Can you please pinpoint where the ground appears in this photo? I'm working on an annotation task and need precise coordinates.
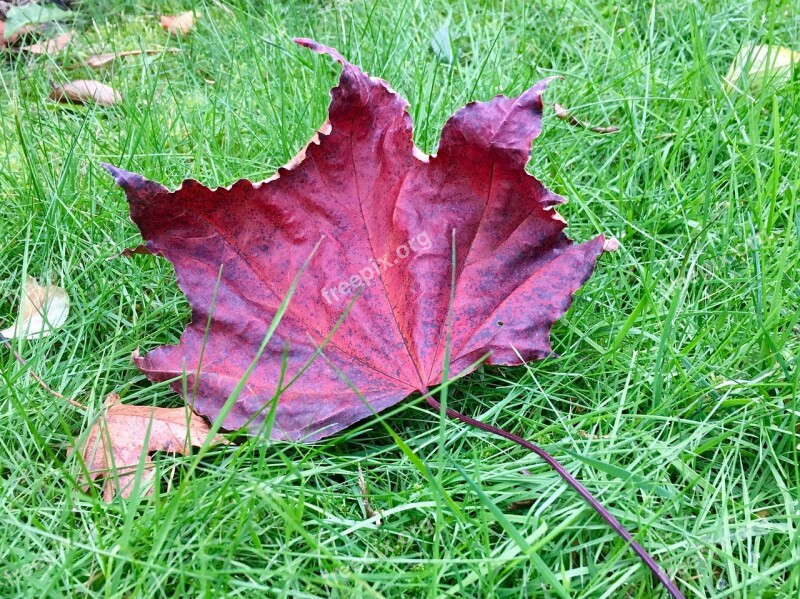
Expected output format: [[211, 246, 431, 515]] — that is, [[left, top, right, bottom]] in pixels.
[[1, 1, 798, 597]]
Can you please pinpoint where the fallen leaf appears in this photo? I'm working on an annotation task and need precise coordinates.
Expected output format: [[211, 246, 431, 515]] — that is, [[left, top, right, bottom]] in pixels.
[[102, 42, 685, 596], [81, 48, 179, 69], [602, 237, 621, 252], [1, 276, 70, 340], [0, 21, 38, 47], [725, 44, 800, 92], [430, 22, 455, 64], [83, 52, 126, 68], [554, 103, 619, 134], [104, 39, 606, 442], [49, 79, 122, 106], [3, 2, 71, 38], [71, 393, 227, 501], [20, 30, 72, 55], [160, 11, 195, 35]]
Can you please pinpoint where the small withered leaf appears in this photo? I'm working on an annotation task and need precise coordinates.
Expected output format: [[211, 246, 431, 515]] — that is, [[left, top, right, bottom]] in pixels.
[[1, 276, 70, 340], [50, 79, 121, 106], [160, 11, 195, 35], [71, 393, 227, 502], [20, 31, 72, 55]]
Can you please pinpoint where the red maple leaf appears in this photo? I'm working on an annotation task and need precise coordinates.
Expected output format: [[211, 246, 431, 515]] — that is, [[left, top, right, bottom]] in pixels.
[[105, 39, 605, 441], [105, 40, 682, 597]]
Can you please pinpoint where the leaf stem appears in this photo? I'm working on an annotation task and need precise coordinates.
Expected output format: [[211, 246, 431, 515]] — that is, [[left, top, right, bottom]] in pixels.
[[426, 396, 684, 599]]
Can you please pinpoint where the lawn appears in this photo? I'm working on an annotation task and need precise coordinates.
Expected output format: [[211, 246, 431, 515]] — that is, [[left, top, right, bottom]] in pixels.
[[1, 0, 799, 597]]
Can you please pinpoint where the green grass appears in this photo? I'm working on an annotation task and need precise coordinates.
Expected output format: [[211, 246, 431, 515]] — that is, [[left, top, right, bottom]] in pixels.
[[1, 0, 799, 596]]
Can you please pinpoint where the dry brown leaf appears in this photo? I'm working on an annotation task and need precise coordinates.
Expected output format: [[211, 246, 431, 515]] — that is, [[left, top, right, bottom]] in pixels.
[[49, 79, 122, 106], [0, 21, 38, 47], [160, 11, 195, 35], [71, 393, 227, 501], [1, 276, 70, 340], [602, 237, 621, 252], [554, 103, 620, 134], [20, 31, 72, 55], [82, 47, 180, 69], [83, 52, 129, 68], [725, 44, 800, 92]]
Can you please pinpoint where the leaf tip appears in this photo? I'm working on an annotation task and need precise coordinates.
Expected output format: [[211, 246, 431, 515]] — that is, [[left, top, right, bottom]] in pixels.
[[102, 163, 167, 195], [102, 163, 139, 189], [293, 37, 348, 65], [101, 162, 124, 179]]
